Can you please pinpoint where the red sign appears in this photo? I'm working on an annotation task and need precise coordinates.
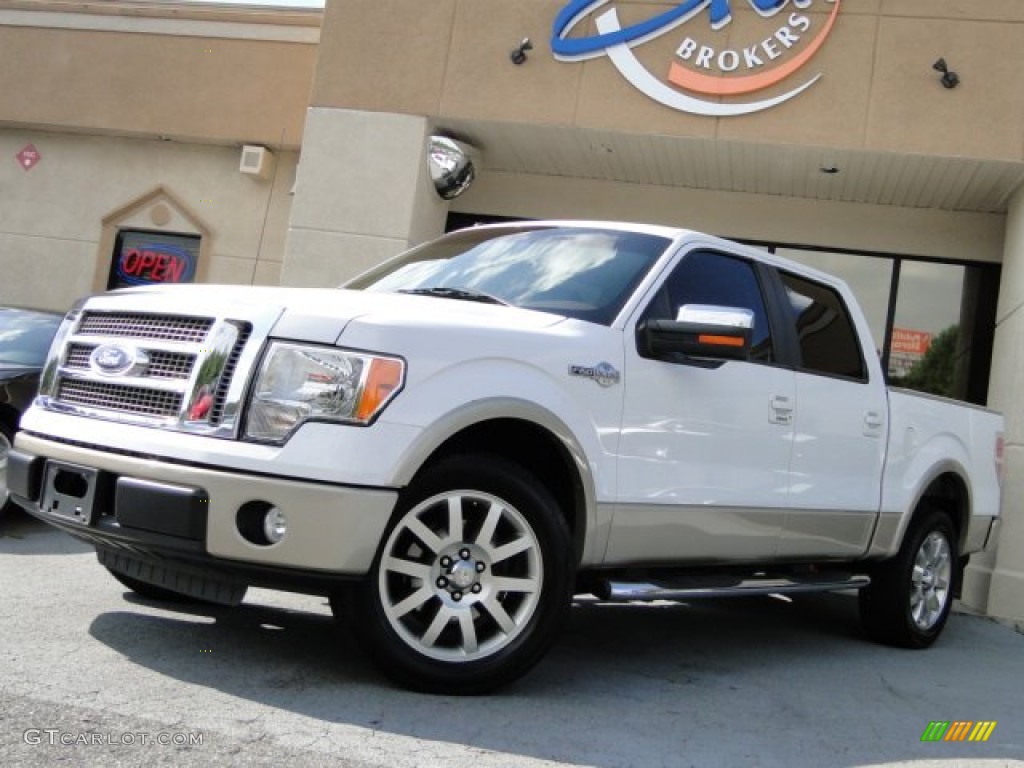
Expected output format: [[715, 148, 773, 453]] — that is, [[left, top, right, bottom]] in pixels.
[[16, 143, 41, 172], [109, 230, 199, 289], [891, 328, 932, 356], [119, 248, 191, 283]]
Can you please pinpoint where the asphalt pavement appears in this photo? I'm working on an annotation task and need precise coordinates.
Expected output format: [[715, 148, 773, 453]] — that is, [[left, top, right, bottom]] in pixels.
[[2, 512, 1022, 768]]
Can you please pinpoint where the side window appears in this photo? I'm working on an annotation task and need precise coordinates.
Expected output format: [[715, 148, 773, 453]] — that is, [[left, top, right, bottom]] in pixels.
[[779, 271, 866, 380], [643, 250, 773, 362]]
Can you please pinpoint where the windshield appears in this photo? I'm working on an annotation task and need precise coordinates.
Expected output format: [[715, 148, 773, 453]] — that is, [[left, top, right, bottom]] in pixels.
[[0, 309, 62, 366], [346, 226, 672, 325]]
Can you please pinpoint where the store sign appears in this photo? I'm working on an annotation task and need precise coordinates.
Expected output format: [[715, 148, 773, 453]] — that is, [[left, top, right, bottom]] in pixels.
[[891, 328, 933, 357], [551, 0, 841, 116], [109, 230, 199, 289]]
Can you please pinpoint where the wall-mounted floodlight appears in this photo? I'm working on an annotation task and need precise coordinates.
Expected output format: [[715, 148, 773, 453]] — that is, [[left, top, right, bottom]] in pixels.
[[933, 58, 960, 89], [510, 38, 533, 65]]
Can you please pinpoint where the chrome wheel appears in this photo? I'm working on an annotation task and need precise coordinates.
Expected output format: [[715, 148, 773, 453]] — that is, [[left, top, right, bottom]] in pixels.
[[378, 490, 543, 663], [910, 530, 952, 631], [860, 507, 957, 649]]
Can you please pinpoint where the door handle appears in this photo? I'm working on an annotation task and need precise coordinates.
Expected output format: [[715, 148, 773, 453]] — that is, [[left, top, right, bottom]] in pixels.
[[770, 395, 793, 425], [864, 410, 884, 435]]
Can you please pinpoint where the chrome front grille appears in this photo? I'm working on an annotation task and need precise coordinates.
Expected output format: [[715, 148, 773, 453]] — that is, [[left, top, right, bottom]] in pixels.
[[65, 344, 94, 370], [77, 312, 214, 343], [57, 379, 183, 418], [144, 350, 196, 379], [45, 308, 257, 436], [209, 325, 251, 425]]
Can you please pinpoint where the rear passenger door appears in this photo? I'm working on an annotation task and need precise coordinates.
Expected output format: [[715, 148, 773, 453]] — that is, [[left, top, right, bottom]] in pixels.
[[773, 270, 887, 558]]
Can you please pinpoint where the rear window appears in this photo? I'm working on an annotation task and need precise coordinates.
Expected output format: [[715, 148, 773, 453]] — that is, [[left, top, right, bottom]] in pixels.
[[779, 272, 866, 380]]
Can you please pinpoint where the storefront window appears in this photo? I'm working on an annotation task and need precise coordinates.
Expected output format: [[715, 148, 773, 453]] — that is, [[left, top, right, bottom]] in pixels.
[[888, 261, 964, 396]]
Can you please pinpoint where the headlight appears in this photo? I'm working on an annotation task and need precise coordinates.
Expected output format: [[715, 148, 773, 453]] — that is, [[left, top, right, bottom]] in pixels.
[[244, 342, 404, 442]]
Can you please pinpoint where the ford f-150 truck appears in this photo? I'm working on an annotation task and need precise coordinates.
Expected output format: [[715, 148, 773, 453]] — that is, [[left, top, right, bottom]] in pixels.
[[9, 221, 1004, 694]]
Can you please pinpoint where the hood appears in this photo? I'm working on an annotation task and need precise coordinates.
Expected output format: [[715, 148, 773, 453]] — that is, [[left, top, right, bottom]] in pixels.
[[85, 284, 565, 345]]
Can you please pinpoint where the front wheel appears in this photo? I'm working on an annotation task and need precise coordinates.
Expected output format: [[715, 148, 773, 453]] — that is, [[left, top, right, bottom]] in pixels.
[[860, 507, 957, 648], [336, 454, 574, 694]]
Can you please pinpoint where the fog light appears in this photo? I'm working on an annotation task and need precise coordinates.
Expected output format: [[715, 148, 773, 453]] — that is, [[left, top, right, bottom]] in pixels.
[[263, 507, 287, 544]]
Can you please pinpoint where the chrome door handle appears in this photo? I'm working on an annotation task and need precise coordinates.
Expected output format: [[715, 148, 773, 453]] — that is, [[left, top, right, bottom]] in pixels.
[[864, 411, 884, 435], [770, 395, 793, 425]]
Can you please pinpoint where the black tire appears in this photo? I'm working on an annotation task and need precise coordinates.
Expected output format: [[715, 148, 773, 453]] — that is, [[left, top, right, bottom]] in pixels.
[[106, 567, 209, 604], [0, 421, 15, 520], [860, 507, 958, 649], [335, 454, 574, 694]]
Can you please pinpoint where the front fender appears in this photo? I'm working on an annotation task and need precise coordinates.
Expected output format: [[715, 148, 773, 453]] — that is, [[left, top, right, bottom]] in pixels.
[[379, 358, 622, 566]]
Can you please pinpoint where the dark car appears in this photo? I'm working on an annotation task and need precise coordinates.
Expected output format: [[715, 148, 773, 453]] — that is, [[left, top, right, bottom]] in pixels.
[[1, 307, 63, 517]]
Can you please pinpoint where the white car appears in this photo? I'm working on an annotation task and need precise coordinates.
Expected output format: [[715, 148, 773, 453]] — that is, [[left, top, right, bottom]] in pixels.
[[9, 222, 1004, 693]]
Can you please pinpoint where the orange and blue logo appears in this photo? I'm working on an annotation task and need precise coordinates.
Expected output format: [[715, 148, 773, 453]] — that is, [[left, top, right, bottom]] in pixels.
[[920, 721, 998, 742], [551, 0, 841, 116]]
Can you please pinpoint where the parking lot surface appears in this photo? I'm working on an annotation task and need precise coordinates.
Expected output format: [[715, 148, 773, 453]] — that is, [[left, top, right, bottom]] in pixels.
[[2, 513, 1022, 768]]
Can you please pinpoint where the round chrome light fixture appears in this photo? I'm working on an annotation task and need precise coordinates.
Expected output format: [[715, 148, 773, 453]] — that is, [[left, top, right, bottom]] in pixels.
[[428, 135, 475, 200]]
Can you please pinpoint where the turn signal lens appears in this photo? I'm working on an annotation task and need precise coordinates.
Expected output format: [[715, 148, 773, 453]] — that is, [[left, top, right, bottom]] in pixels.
[[697, 334, 745, 348], [355, 358, 405, 422]]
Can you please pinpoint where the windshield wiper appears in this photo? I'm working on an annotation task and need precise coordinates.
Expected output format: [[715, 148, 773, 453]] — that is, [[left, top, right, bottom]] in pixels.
[[398, 287, 509, 306]]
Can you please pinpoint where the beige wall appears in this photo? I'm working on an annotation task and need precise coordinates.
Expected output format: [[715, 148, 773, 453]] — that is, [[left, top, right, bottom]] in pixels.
[[313, 0, 1024, 163], [282, 108, 448, 287], [0, 1, 312, 310], [0, 2, 317, 148], [984, 183, 1024, 623], [0, 128, 296, 311]]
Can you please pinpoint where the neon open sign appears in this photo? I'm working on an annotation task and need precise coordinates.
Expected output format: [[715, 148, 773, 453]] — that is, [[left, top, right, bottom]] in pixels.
[[110, 230, 198, 289]]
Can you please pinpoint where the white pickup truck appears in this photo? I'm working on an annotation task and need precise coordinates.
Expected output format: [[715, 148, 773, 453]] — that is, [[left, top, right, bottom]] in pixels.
[[9, 221, 1004, 694]]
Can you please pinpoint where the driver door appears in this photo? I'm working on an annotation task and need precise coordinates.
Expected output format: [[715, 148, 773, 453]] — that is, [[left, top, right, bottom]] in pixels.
[[608, 248, 794, 564]]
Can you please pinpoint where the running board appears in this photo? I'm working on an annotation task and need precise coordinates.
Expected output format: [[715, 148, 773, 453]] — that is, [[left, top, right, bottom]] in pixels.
[[597, 575, 871, 602]]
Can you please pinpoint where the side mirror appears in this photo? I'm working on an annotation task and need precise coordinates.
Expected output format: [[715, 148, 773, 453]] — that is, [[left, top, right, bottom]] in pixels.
[[639, 304, 753, 363]]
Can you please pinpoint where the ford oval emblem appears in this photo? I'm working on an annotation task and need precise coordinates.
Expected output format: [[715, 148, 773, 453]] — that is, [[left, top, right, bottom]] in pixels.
[[90, 343, 137, 376]]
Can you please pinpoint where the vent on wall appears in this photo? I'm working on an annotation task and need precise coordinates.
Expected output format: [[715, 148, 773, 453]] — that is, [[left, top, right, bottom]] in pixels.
[[240, 145, 274, 180]]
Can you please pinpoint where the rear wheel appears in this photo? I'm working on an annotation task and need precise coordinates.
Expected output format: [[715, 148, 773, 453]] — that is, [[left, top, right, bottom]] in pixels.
[[860, 507, 957, 648], [336, 454, 574, 694]]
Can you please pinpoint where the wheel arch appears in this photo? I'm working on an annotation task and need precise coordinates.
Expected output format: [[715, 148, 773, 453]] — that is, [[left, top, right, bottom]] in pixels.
[[889, 463, 972, 558], [915, 469, 971, 554], [391, 399, 600, 565]]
